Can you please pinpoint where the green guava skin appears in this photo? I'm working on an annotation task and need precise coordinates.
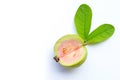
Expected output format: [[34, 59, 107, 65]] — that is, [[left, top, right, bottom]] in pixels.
[[54, 34, 87, 67]]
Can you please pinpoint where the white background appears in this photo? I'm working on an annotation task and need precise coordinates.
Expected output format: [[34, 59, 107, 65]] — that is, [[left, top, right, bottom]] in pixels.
[[0, 0, 120, 80]]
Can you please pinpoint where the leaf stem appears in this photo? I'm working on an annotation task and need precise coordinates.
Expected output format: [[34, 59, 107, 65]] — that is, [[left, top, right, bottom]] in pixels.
[[83, 41, 88, 46]]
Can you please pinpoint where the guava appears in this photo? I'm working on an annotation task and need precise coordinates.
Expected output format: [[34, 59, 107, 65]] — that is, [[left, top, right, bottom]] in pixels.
[[54, 34, 87, 67]]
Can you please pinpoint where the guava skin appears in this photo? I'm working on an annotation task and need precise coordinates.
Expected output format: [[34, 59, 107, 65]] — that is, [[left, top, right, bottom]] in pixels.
[[54, 34, 87, 67]]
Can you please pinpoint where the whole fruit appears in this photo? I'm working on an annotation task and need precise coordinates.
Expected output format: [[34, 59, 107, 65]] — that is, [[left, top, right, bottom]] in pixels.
[[54, 34, 87, 67], [53, 4, 115, 68]]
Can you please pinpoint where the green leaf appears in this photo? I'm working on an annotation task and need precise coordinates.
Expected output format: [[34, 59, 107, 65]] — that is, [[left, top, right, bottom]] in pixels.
[[74, 4, 92, 40], [86, 24, 115, 44]]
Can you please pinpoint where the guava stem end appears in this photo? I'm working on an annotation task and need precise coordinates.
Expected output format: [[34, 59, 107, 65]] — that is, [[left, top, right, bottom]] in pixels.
[[53, 56, 59, 62]]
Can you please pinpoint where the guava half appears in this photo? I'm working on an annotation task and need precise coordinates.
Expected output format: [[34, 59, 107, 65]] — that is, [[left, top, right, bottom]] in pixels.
[[54, 34, 87, 67]]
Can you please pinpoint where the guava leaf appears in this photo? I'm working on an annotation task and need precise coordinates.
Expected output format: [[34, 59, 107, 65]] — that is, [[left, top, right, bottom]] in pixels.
[[86, 24, 115, 44], [74, 4, 92, 40]]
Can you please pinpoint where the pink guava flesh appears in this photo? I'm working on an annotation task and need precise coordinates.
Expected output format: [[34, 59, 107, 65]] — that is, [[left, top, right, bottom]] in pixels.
[[58, 40, 83, 64]]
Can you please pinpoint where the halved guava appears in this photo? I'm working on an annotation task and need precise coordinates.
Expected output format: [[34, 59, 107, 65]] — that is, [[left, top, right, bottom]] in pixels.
[[54, 34, 87, 67]]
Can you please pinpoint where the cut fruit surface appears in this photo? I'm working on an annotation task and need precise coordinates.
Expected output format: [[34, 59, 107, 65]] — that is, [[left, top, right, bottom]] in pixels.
[[54, 34, 87, 67]]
